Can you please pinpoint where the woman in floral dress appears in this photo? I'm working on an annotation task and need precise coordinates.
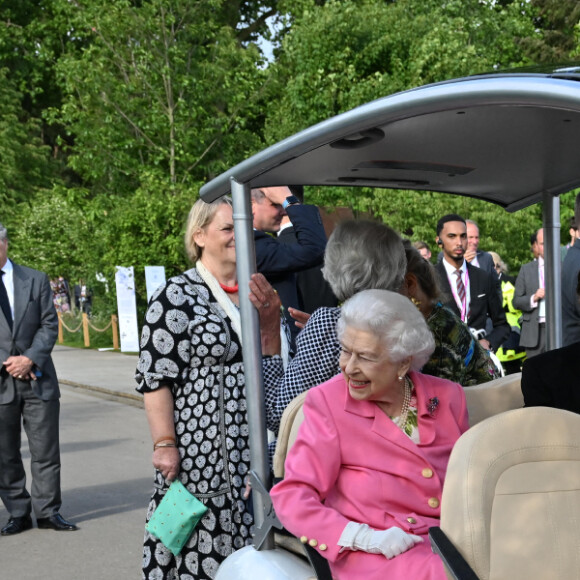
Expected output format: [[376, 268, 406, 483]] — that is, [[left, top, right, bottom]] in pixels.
[[135, 197, 281, 579], [50, 277, 70, 313]]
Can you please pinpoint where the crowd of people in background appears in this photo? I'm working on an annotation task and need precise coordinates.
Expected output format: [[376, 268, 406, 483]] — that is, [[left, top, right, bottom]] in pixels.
[[412, 196, 580, 374], [50, 277, 71, 313], [49, 277, 93, 316]]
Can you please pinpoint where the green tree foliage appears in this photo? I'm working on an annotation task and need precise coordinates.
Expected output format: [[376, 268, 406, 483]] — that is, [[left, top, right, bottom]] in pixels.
[[47, 0, 271, 193], [520, 0, 580, 63], [0, 0, 74, 189], [265, 0, 537, 143], [0, 68, 57, 214], [370, 190, 543, 273], [85, 175, 196, 314], [1, 0, 578, 311], [262, 0, 547, 271], [4, 0, 280, 312], [8, 186, 93, 279]]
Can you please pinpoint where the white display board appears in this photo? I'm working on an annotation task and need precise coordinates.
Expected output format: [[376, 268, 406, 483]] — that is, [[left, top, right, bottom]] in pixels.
[[145, 266, 166, 303], [115, 266, 140, 352]]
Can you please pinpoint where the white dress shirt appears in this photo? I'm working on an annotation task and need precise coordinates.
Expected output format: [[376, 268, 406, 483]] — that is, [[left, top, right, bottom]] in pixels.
[[1, 258, 15, 318]]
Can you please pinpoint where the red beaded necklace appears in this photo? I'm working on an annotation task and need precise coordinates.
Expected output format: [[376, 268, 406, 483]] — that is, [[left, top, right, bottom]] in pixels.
[[219, 282, 239, 294]]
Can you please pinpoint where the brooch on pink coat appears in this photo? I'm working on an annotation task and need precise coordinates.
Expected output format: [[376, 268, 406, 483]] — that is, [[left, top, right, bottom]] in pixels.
[[427, 397, 439, 417]]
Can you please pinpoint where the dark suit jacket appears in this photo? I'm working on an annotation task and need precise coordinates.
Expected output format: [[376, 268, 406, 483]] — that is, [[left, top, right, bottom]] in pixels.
[[562, 239, 580, 346], [438, 249, 500, 297], [521, 341, 580, 413], [255, 204, 327, 344], [473, 250, 495, 278], [277, 226, 338, 314], [513, 259, 541, 348], [0, 262, 59, 404], [435, 260, 510, 351]]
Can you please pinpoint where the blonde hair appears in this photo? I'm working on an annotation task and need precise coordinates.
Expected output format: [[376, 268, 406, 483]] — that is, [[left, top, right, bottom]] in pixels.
[[184, 196, 232, 263], [488, 251, 507, 275]]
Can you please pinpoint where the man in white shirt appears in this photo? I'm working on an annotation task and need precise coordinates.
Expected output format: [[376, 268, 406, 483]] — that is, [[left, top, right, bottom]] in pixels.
[[0, 223, 78, 535], [434, 214, 509, 352], [465, 220, 495, 273], [513, 227, 546, 357]]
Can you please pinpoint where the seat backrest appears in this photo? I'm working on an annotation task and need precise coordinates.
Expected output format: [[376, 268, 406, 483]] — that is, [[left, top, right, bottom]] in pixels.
[[464, 372, 523, 427], [273, 396, 312, 559], [273, 390, 308, 479], [440, 406, 580, 580]]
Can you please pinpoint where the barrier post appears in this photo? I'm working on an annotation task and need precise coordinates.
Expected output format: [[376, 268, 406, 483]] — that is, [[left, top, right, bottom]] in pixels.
[[57, 313, 64, 344], [112, 314, 119, 350], [82, 313, 90, 347]]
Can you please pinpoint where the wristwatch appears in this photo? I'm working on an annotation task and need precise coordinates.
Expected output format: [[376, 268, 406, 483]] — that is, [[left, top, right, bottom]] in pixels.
[[282, 195, 300, 209]]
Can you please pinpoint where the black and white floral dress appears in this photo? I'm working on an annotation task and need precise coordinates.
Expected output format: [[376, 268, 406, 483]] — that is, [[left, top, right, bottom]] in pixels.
[[136, 268, 253, 579]]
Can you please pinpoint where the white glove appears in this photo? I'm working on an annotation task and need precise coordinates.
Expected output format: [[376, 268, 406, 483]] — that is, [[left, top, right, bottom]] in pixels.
[[338, 521, 423, 559]]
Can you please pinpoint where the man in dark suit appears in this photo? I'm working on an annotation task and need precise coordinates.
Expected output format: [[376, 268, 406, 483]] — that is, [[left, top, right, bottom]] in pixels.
[[437, 219, 500, 302], [562, 193, 580, 346], [522, 270, 580, 412], [435, 214, 509, 352], [0, 223, 77, 535], [277, 187, 337, 315], [465, 219, 498, 282], [513, 227, 546, 358], [251, 186, 327, 347]]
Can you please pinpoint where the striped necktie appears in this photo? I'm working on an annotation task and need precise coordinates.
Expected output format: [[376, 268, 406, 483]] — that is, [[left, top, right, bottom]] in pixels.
[[0, 270, 13, 330], [455, 269, 466, 307]]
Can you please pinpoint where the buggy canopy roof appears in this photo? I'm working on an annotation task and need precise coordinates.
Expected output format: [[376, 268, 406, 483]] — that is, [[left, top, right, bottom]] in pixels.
[[200, 72, 580, 211], [197, 71, 580, 553]]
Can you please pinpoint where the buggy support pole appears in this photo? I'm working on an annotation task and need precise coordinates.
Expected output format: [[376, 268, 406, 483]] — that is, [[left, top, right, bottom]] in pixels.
[[230, 178, 275, 551], [542, 191, 562, 350]]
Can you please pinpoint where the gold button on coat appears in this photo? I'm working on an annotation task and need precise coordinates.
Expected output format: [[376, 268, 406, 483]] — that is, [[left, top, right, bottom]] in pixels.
[[309, 539, 318, 547], [421, 468, 433, 478], [300, 536, 308, 544], [407, 517, 417, 524], [319, 544, 328, 551], [428, 497, 440, 508]]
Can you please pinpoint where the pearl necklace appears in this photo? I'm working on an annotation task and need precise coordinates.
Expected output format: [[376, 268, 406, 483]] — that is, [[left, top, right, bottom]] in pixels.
[[396, 376, 412, 431]]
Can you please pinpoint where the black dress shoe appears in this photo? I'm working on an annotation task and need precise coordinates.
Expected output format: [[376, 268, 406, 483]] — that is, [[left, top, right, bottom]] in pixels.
[[1, 516, 33, 536], [36, 513, 79, 531]]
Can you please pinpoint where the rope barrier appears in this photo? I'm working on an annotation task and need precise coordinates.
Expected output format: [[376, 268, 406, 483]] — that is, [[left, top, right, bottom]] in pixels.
[[57, 312, 119, 349], [58, 316, 83, 333], [86, 319, 112, 332]]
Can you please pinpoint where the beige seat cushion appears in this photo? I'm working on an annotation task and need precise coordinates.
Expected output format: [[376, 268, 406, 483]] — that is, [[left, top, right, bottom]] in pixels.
[[273, 390, 308, 479], [440, 407, 580, 580], [464, 372, 523, 427]]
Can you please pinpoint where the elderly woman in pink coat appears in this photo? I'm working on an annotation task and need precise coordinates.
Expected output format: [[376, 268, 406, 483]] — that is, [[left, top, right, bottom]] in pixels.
[[270, 289, 469, 580]]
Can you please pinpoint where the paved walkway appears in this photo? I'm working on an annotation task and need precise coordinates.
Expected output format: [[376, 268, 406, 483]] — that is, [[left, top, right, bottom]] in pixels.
[[1, 346, 152, 579], [52, 345, 142, 406]]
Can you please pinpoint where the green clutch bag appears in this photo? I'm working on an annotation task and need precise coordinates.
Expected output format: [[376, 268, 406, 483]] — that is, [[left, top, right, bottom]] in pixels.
[[146, 480, 208, 556]]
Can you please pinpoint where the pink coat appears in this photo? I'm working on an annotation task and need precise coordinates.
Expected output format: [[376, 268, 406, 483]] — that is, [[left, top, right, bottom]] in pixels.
[[270, 371, 469, 580]]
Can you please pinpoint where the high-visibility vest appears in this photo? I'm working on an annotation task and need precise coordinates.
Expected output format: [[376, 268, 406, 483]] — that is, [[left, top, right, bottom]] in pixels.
[[501, 281, 522, 328], [496, 280, 526, 362]]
